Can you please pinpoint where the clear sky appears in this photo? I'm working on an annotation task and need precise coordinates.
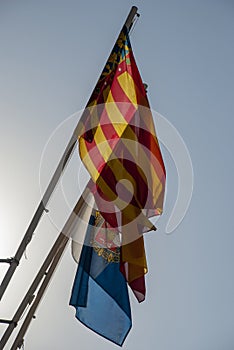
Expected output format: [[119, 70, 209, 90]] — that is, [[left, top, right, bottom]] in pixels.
[[0, 1, 234, 349]]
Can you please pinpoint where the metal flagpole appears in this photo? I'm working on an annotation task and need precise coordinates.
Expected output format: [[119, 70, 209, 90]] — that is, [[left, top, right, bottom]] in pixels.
[[0, 234, 67, 350], [0, 193, 85, 350], [0, 6, 140, 348], [10, 235, 68, 350], [0, 5, 139, 302], [0, 133, 77, 302]]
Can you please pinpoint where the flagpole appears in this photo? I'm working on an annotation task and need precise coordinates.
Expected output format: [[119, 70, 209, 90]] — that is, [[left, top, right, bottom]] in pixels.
[[0, 234, 67, 350], [0, 5, 139, 303], [0, 6, 140, 348], [0, 194, 85, 349], [10, 236, 68, 350], [0, 133, 77, 303]]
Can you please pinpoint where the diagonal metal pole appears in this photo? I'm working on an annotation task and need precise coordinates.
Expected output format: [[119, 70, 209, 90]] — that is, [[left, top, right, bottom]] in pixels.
[[0, 233, 67, 350], [0, 8, 140, 348], [0, 5, 138, 303], [0, 133, 77, 303], [0, 194, 85, 350], [10, 234, 68, 350]]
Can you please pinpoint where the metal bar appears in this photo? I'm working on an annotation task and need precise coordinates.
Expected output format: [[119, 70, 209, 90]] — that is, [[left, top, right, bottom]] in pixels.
[[0, 234, 67, 350], [0, 259, 14, 265], [0, 134, 77, 302], [10, 236, 68, 350], [0, 193, 85, 350], [125, 6, 138, 31], [0, 320, 13, 325], [0, 5, 139, 304]]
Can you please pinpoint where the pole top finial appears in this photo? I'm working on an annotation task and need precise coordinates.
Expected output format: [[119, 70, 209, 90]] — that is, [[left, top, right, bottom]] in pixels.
[[125, 6, 139, 31]]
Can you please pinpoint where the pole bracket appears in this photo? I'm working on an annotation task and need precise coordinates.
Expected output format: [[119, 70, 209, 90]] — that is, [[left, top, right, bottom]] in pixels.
[[0, 258, 19, 265], [0, 319, 17, 327], [17, 338, 24, 349]]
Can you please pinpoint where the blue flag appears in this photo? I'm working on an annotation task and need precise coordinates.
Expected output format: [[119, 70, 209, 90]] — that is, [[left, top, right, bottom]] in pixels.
[[69, 214, 132, 346]]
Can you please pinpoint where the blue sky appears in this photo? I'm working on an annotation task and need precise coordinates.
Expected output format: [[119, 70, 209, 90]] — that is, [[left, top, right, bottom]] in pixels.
[[0, 1, 234, 349]]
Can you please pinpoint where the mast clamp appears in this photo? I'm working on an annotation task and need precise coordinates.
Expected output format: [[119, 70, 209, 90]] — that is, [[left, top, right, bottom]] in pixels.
[[0, 319, 17, 327], [0, 258, 19, 265]]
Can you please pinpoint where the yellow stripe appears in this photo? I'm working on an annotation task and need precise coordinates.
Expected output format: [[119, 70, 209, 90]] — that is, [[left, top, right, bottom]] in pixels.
[[117, 71, 137, 106], [79, 139, 99, 182], [94, 126, 113, 163], [105, 90, 128, 137]]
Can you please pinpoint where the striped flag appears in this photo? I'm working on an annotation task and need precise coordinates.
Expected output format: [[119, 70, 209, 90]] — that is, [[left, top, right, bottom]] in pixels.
[[78, 25, 165, 235], [70, 23, 166, 345]]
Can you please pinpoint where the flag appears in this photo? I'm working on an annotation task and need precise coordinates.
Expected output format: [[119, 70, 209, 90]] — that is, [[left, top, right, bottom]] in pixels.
[[77, 23, 165, 299], [70, 21, 166, 345], [70, 212, 132, 346], [78, 25, 165, 234]]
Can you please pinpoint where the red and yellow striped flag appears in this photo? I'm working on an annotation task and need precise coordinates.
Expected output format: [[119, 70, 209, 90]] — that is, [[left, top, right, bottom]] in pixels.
[[78, 25, 166, 301]]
